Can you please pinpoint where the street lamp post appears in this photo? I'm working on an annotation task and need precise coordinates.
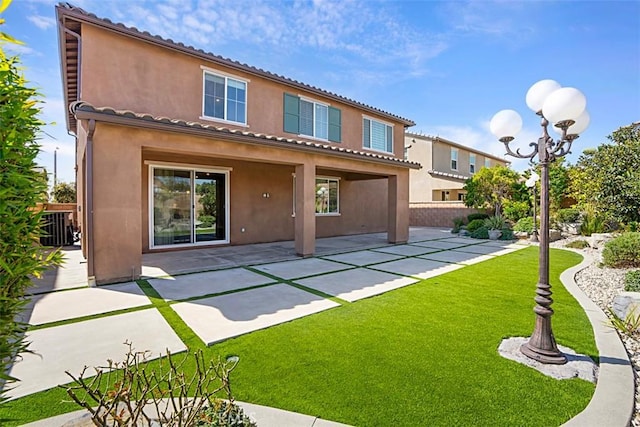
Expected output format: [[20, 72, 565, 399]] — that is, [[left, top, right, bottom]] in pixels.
[[525, 171, 540, 242], [490, 79, 590, 365]]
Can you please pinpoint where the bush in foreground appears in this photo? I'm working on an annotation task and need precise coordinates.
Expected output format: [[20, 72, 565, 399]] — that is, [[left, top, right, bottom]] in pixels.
[[625, 270, 640, 292], [602, 232, 640, 268]]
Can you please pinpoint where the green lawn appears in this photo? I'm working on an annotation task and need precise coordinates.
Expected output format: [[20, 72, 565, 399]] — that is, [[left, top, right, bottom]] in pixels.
[[0, 247, 596, 426]]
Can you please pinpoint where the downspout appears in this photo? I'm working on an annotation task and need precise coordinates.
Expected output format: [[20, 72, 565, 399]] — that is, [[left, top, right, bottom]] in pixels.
[[86, 119, 96, 286]]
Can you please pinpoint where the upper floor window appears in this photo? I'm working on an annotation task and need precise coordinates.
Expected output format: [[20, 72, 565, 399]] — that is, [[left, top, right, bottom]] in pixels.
[[469, 153, 476, 174], [485, 158, 491, 168], [451, 147, 458, 170], [284, 93, 341, 142], [202, 70, 247, 125], [363, 117, 393, 153]]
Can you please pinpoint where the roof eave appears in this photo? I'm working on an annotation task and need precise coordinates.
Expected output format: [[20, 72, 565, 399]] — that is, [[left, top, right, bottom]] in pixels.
[[55, 3, 415, 128], [72, 106, 421, 170]]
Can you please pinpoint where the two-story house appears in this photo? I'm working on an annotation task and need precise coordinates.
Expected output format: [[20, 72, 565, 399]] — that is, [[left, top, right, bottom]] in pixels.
[[56, 4, 419, 285], [405, 132, 508, 226]]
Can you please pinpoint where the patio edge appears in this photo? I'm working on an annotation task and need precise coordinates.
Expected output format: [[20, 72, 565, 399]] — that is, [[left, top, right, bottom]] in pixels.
[[560, 249, 634, 427]]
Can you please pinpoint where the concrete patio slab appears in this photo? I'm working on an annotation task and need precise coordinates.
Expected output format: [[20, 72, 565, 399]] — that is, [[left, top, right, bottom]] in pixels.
[[147, 268, 275, 301], [171, 284, 340, 345], [434, 237, 480, 245], [6, 309, 186, 399], [21, 282, 150, 325], [479, 240, 527, 248], [371, 244, 440, 257], [410, 240, 472, 250], [370, 257, 464, 279], [406, 227, 452, 242], [30, 247, 88, 294], [418, 251, 494, 265], [296, 268, 418, 302], [321, 250, 404, 266], [252, 258, 350, 280]]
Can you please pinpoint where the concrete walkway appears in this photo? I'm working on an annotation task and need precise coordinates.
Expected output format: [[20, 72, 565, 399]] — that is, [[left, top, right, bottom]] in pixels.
[[8, 228, 633, 426]]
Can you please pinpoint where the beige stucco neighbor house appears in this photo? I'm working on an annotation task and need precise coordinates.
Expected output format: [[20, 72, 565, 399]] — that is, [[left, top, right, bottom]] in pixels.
[[405, 132, 508, 226], [56, 4, 419, 285]]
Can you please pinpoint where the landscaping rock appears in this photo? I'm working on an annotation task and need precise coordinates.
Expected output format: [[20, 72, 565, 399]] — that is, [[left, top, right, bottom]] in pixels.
[[549, 229, 562, 242], [588, 233, 614, 249], [612, 292, 640, 321], [561, 223, 581, 235], [498, 337, 598, 383]]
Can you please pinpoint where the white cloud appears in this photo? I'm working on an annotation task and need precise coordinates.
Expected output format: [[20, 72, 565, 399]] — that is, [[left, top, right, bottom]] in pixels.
[[3, 43, 36, 55], [28, 14, 56, 30]]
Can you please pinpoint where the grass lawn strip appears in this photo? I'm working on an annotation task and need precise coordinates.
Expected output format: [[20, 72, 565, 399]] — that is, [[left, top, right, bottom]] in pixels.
[[0, 247, 595, 426]]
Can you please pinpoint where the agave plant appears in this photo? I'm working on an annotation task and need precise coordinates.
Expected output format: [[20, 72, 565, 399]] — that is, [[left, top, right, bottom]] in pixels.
[[484, 215, 507, 230]]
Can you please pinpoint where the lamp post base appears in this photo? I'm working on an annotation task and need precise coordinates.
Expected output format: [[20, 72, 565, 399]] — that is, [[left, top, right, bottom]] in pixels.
[[530, 231, 539, 242], [520, 341, 567, 365]]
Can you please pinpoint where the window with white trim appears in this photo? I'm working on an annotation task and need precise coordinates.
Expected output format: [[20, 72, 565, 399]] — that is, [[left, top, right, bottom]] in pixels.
[[363, 118, 393, 153], [469, 153, 476, 174], [283, 93, 341, 142], [485, 158, 491, 168], [315, 177, 339, 214], [203, 71, 247, 124], [451, 147, 458, 170]]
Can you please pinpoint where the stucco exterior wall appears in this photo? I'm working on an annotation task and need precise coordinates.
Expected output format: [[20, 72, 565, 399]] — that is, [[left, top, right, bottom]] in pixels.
[[84, 122, 401, 283], [79, 24, 406, 159]]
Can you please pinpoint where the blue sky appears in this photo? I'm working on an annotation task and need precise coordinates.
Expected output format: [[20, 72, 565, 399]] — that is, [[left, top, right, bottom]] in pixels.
[[4, 0, 639, 186]]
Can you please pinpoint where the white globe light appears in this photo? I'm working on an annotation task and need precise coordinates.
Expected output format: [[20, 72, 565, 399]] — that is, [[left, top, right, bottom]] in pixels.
[[552, 109, 590, 136], [567, 109, 590, 135], [542, 87, 587, 124], [490, 109, 522, 139], [526, 79, 561, 113]]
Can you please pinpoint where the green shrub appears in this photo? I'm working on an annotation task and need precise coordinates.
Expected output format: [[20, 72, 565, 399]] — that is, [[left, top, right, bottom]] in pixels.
[[467, 212, 489, 222], [625, 222, 639, 232], [625, 270, 640, 292], [499, 228, 514, 241], [565, 240, 590, 249], [470, 226, 489, 239], [557, 208, 581, 223], [467, 219, 486, 233], [580, 212, 607, 236], [0, 44, 62, 400], [484, 215, 508, 230], [513, 217, 534, 233], [503, 200, 529, 222], [602, 233, 640, 268]]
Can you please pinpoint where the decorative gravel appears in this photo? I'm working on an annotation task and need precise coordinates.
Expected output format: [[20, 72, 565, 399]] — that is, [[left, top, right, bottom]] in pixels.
[[550, 236, 639, 425]]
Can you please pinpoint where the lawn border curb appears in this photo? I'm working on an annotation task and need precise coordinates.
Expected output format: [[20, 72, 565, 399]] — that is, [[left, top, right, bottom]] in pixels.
[[559, 249, 634, 427]]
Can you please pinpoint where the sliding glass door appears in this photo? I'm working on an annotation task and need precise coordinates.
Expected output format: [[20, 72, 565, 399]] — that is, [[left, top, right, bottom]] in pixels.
[[151, 166, 228, 248]]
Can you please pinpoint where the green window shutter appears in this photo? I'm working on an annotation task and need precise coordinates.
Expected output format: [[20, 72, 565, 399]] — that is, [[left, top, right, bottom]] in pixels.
[[328, 107, 341, 142], [283, 93, 299, 134], [363, 118, 371, 148]]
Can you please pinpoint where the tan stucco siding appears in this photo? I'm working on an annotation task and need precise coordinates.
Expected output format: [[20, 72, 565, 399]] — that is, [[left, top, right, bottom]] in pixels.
[[79, 24, 406, 159], [83, 122, 403, 282]]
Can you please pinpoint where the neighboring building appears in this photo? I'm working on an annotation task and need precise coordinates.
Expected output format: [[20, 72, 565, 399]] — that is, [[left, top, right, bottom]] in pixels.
[[405, 133, 508, 203], [405, 132, 509, 227], [57, 4, 419, 285]]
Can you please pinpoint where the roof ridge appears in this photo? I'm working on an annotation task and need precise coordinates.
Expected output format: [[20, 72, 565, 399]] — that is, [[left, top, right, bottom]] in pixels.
[[57, 2, 415, 127]]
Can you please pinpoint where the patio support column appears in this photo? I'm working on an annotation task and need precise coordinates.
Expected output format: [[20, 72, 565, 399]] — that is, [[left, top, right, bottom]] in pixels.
[[295, 162, 316, 257], [387, 172, 409, 244]]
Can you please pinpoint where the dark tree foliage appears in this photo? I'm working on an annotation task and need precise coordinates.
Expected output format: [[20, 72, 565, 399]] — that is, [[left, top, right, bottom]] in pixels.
[[0, 8, 62, 399]]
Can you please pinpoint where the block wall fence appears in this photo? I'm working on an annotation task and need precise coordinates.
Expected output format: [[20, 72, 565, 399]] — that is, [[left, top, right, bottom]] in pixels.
[[409, 202, 483, 228]]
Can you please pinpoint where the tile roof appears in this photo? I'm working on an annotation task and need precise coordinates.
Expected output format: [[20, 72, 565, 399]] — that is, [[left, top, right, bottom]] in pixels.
[[70, 101, 421, 169], [56, 2, 415, 133], [427, 169, 469, 180]]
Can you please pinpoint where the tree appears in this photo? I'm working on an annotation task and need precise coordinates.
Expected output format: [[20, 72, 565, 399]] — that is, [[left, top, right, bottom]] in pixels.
[[463, 165, 521, 215], [53, 181, 76, 203], [569, 123, 640, 225], [548, 158, 570, 213], [0, 2, 61, 400]]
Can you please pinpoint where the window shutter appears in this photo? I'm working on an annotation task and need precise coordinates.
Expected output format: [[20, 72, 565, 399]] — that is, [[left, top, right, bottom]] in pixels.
[[283, 93, 299, 134], [363, 118, 371, 148], [386, 125, 393, 153], [328, 107, 341, 142]]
